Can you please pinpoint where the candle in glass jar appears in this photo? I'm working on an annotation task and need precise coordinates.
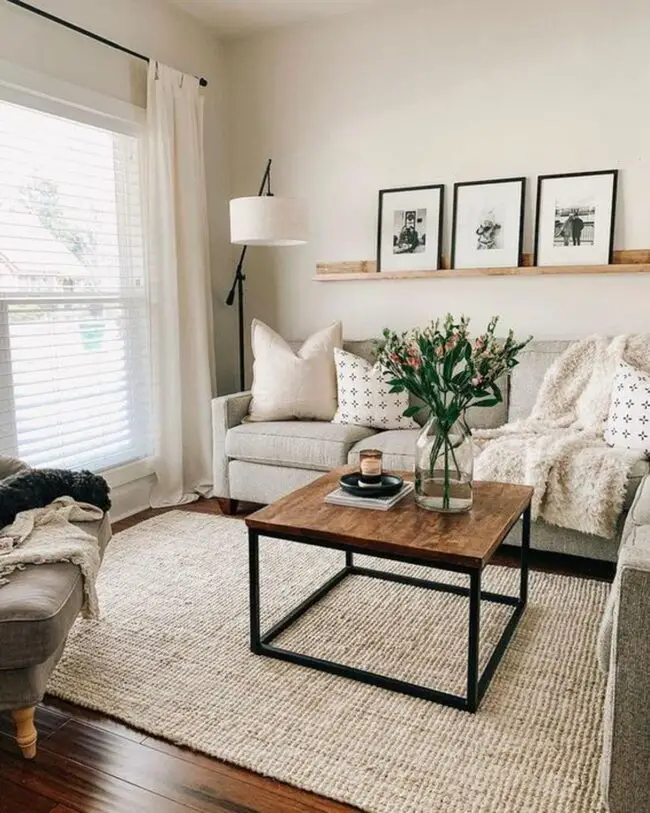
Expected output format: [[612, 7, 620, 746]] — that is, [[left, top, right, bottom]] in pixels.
[[359, 449, 383, 486]]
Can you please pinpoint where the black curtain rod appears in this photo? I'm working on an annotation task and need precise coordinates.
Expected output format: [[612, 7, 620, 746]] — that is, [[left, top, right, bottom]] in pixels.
[[6, 0, 208, 87]]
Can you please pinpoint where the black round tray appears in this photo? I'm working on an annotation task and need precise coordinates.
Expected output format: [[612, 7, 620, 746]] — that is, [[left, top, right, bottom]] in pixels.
[[340, 472, 404, 498]]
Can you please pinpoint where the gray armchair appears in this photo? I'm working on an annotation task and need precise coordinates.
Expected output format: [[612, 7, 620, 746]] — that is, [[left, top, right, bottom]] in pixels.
[[0, 456, 111, 758]]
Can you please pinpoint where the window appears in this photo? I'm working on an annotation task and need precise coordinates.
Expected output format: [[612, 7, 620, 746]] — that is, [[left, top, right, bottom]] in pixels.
[[0, 96, 152, 472]]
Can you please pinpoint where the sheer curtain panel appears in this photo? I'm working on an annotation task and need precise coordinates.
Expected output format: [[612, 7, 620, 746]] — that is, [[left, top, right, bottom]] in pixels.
[[146, 62, 215, 506]]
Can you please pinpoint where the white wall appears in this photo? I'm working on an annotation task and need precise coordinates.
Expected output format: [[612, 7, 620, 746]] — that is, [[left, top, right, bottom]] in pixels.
[[0, 0, 237, 394], [225, 0, 650, 359], [0, 0, 236, 516]]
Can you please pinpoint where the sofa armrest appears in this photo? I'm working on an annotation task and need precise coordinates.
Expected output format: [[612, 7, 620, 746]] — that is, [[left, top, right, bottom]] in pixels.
[[626, 469, 650, 529], [0, 457, 30, 481], [211, 391, 251, 498], [600, 475, 650, 813]]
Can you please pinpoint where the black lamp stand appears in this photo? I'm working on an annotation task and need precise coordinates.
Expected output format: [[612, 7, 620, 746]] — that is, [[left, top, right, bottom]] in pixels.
[[226, 158, 273, 391]]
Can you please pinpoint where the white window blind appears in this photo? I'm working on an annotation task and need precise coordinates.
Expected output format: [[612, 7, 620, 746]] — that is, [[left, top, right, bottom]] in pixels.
[[0, 95, 152, 472]]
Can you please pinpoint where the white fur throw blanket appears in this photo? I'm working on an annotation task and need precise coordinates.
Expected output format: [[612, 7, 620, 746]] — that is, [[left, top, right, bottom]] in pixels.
[[474, 335, 650, 539], [0, 497, 104, 618]]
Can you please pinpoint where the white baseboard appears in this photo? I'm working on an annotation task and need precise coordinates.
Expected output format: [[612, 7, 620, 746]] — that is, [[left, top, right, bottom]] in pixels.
[[108, 474, 155, 522]]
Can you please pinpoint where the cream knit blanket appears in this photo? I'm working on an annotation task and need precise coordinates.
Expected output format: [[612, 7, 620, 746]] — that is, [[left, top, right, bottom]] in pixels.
[[474, 335, 650, 539], [0, 497, 104, 618]]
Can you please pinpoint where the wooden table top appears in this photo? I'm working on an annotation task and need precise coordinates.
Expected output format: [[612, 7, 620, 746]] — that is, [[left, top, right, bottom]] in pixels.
[[246, 469, 533, 569]]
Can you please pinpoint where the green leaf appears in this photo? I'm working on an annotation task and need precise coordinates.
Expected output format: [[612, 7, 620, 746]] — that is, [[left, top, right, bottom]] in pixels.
[[446, 403, 461, 425], [427, 365, 441, 387], [389, 385, 405, 394], [451, 369, 471, 387], [402, 405, 422, 418], [442, 351, 454, 383]]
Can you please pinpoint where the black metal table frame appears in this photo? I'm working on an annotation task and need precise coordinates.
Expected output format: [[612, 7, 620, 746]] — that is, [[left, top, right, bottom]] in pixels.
[[248, 505, 531, 713]]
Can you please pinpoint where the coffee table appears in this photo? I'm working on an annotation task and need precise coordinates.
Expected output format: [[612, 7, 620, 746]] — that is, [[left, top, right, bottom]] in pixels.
[[246, 470, 533, 712]]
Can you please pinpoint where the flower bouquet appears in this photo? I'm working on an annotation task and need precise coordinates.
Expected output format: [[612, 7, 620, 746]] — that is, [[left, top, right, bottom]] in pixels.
[[377, 315, 531, 512]]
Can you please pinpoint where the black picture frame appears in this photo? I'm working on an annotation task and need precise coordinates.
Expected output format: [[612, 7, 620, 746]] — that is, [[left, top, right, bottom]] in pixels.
[[450, 177, 526, 270], [377, 184, 445, 273], [534, 169, 618, 266]]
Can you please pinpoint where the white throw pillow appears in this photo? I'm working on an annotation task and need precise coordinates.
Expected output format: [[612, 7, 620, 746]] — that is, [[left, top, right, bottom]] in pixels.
[[332, 348, 418, 430], [604, 361, 650, 455], [247, 319, 342, 421]]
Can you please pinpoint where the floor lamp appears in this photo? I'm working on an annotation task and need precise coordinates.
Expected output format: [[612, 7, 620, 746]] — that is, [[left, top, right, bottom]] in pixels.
[[227, 159, 308, 391]]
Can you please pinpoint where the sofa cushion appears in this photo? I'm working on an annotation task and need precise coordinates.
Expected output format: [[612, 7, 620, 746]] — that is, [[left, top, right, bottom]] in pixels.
[[629, 466, 650, 528], [509, 340, 574, 422], [332, 348, 417, 431], [625, 458, 650, 511], [226, 421, 377, 471], [604, 361, 650, 456], [348, 430, 420, 470], [0, 456, 31, 481], [0, 515, 111, 670], [597, 475, 650, 674], [343, 340, 377, 364], [248, 319, 342, 422]]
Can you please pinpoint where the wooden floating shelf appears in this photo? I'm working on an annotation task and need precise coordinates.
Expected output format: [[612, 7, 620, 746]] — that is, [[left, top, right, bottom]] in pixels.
[[314, 250, 650, 281]]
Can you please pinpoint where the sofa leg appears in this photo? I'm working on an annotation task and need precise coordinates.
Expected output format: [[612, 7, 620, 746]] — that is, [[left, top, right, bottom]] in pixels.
[[217, 498, 239, 516], [11, 706, 37, 759]]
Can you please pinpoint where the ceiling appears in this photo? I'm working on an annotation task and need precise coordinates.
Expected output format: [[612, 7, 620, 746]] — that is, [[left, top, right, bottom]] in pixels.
[[167, 0, 402, 38]]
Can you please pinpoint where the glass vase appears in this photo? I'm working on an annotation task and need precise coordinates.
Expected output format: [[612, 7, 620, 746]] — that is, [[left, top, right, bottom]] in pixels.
[[415, 414, 474, 513]]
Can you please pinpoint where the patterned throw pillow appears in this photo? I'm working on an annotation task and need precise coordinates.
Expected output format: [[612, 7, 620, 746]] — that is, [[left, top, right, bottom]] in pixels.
[[332, 348, 418, 430], [604, 361, 650, 456]]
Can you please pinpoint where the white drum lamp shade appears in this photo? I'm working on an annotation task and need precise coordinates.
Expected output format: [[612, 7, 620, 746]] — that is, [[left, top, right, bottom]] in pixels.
[[230, 196, 308, 246]]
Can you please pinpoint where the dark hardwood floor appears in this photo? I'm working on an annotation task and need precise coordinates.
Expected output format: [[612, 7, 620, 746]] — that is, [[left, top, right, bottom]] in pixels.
[[0, 498, 613, 813]]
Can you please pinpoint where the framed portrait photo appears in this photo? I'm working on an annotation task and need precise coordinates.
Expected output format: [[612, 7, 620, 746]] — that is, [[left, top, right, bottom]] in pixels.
[[377, 184, 444, 273], [534, 170, 618, 266], [451, 177, 526, 269]]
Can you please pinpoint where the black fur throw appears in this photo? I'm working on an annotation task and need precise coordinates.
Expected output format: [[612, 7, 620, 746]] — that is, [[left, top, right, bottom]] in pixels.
[[0, 469, 111, 530]]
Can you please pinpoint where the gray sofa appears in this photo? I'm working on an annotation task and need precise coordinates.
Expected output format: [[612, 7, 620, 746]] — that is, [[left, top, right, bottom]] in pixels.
[[213, 336, 650, 811], [598, 475, 650, 812], [0, 457, 111, 758], [212, 339, 650, 563]]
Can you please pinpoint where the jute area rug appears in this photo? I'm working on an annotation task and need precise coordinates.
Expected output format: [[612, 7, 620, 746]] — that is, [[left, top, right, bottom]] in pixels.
[[49, 511, 608, 813]]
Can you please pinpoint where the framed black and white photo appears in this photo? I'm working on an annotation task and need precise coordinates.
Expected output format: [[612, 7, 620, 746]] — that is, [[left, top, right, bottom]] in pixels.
[[377, 184, 444, 273], [451, 177, 526, 269], [534, 170, 618, 266]]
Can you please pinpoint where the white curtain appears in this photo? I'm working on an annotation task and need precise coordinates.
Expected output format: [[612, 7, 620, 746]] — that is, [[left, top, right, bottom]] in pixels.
[[146, 62, 215, 506]]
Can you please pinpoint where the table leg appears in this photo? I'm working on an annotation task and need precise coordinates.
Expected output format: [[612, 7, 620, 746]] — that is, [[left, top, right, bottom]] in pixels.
[[249, 529, 262, 654], [520, 504, 531, 606], [467, 570, 481, 712]]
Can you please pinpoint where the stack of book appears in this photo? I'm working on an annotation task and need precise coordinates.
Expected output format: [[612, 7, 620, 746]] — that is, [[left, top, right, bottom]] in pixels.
[[325, 482, 414, 511]]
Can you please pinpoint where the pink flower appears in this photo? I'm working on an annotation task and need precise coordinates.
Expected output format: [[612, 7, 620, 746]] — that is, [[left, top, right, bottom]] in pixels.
[[474, 337, 486, 351], [390, 352, 400, 364], [407, 356, 421, 369], [471, 375, 483, 387]]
